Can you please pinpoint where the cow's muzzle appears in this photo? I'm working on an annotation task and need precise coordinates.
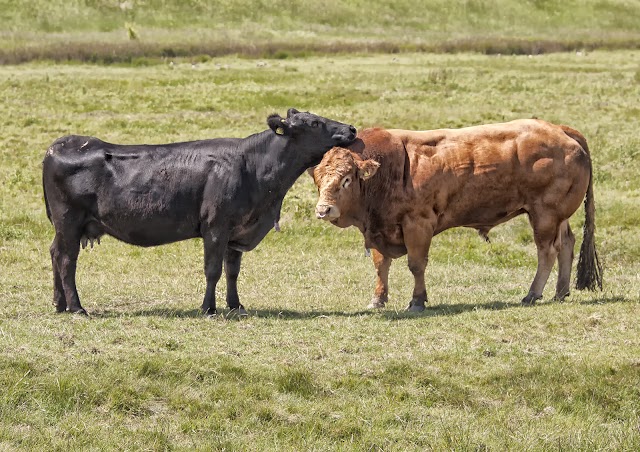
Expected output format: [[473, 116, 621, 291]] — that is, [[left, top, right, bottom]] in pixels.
[[315, 204, 340, 220], [332, 125, 357, 144]]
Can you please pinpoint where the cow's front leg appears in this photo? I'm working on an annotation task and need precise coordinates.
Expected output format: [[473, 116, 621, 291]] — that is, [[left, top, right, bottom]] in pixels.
[[403, 220, 433, 312], [368, 249, 391, 309], [224, 248, 247, 315], [201, 229, 227, 316]]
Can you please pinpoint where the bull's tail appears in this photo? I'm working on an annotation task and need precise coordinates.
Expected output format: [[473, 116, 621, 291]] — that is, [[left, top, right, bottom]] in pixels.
[[575, 169, 602, 290], [563, 126, 603, 291]]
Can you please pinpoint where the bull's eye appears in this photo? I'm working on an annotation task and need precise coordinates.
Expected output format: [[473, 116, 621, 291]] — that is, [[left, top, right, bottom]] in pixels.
[[311, 121, 319, 128], [341, 175, 352, 189]]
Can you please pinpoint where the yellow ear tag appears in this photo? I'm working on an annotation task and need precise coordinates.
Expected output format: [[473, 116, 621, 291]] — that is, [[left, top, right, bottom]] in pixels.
[[363, 171, 370, 178], [276, 127, 285, 135]]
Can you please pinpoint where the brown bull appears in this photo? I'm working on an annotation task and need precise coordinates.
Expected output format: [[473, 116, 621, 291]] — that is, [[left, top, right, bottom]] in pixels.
[[312, 120, 602, 311]]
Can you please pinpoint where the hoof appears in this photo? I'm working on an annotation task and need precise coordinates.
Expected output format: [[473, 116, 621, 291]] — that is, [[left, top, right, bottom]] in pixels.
[[202, 308, 217, 317], [553, 292, 570, 302], [521, 293, 542, 306], [406, 293, 427, 312], [367, 297, 386, 309], [227, 307, 248, 318]]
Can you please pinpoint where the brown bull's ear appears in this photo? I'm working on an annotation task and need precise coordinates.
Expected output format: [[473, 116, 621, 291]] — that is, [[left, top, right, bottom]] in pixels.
[[356, 159, 380, 180], [267, 114, 290, 135]]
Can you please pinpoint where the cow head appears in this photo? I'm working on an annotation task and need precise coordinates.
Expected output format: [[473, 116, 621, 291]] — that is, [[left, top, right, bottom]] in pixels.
[[312, 147, 380, 225], [267, 108, 357, 159]]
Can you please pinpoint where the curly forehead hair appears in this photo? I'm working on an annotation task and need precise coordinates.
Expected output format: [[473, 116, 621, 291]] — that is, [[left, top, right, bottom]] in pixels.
[[313, 147, 357, 183]]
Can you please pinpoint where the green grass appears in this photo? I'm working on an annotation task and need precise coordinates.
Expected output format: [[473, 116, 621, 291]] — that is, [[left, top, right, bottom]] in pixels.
[[1, 0, 640, 63], [1, 51, 640, 449]]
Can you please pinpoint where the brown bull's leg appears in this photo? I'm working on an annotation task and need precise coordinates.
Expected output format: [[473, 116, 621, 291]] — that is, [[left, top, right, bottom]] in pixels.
[[523, 215, 561, 305], [51, 232, 85, 314], [224, 248, 247, 315], [368, 249, 391, 309], [554, 221, 575, 301], [403, 221, 433, 312]]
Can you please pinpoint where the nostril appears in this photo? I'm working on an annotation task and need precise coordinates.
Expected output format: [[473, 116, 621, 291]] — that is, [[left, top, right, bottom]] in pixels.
[[349, 126, 356, 134], [316, 205, 330, 218]]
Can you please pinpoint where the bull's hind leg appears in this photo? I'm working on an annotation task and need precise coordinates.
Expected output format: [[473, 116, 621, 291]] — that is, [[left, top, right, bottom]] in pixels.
[[522, 214, 562, 305], [403, 220, 434, 312], [554, 221, 575, 301], [224, 248, 247, 315], [50, 231, 85, 314], [368, 249, 391, 309]]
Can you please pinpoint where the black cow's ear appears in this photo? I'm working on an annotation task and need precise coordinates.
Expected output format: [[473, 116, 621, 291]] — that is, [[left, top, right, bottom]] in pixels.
[[287, 108, 300, 118], [267, 114, 289, 136], [306, 166, 317, 180]]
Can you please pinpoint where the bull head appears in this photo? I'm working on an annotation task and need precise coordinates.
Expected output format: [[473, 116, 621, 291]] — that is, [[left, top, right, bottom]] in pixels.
[[312, 147, 379, 222]]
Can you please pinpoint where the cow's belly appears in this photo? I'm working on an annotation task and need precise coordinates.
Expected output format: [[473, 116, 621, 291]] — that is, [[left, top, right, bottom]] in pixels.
[[101, 217, 200, 247], [229, 221, 274, 252], [228, 207, 279, 252]]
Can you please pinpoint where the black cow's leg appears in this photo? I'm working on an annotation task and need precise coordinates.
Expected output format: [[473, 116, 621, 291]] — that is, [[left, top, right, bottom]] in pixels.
[[224, 248, 246, 314], [201, 229, 227, 315], [50, 241, 66, 312], [51, 232, 85, 314]]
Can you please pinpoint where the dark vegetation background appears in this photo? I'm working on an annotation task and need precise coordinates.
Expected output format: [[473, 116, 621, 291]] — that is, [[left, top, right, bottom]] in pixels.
[[2, 0, 640, 63]]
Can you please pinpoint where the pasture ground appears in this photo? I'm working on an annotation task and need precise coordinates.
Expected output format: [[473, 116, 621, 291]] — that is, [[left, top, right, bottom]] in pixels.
[[1, 51, 640, 450]]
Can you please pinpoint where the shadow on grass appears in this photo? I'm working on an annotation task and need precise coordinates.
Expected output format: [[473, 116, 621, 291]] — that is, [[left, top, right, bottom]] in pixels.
[[578, 295, 629, 305], [88, 293, 633, 319], [91, 299, 516, 320]]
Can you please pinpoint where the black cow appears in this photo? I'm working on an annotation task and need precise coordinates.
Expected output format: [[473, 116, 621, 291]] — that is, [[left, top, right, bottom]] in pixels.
[[42, 108, 356, 315]]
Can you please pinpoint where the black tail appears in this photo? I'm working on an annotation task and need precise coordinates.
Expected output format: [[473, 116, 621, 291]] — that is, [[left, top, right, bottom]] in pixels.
[[562, 127, 603, 291], [43, 155, 53, 224]]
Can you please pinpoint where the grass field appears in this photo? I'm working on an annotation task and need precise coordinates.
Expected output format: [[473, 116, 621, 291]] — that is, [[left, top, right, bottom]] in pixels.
[[1, 48, 640, 449]]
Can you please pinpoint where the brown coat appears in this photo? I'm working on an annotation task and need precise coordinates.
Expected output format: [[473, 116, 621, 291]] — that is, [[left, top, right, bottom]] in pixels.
[[312, 120, 602, 310]]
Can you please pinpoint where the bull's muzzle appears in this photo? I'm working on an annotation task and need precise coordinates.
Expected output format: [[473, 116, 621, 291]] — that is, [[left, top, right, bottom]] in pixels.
[[315, 204, 340, 220]]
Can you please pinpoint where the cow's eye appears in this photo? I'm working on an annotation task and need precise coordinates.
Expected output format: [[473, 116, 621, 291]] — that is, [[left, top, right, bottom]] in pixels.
[[311, 121, 319, 128], [341, 176, 352, 189]]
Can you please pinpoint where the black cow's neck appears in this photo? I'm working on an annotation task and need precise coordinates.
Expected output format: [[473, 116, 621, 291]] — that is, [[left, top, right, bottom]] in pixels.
[[243, 131, 317, 195]]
